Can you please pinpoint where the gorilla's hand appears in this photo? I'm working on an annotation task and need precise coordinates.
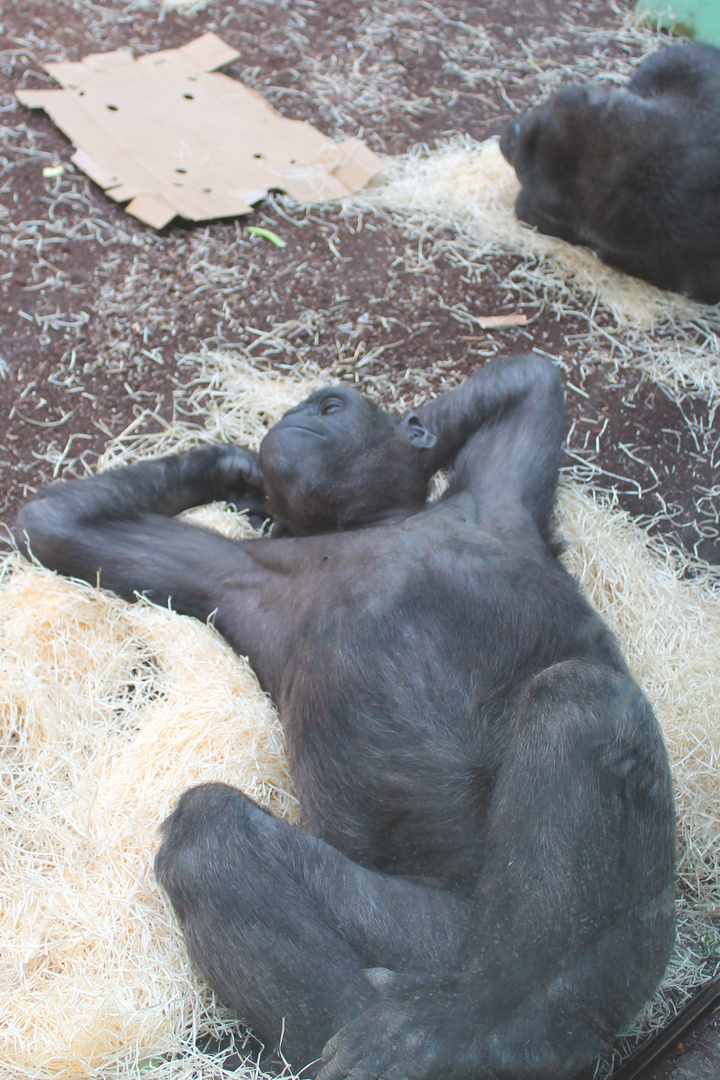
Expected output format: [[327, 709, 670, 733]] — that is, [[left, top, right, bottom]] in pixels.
[[212, 445, 263, 498], [202, 445, 267, 522], [318, 970, 474, 1080]]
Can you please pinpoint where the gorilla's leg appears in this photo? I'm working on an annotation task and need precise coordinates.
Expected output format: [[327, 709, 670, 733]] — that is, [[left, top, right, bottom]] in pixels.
[[318, 663, 675, 1080], [465, 660, 676, 1074], [155, 784, 469, 1072]]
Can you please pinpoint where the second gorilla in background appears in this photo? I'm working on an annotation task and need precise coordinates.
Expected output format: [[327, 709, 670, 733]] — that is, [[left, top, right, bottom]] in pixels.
[[501, 43, 720, 303]]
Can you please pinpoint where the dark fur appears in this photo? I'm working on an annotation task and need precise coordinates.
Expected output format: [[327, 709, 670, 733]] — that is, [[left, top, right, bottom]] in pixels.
[[15, 355, 675, 1079], [500, 44, 720, 303]]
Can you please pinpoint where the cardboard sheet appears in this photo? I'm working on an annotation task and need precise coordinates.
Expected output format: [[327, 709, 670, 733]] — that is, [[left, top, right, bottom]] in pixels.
[[17, 33, 385, 228]]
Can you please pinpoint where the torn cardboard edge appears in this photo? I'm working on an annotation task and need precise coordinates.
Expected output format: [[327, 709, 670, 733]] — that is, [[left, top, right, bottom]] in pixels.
[[17, 32, 385, 229]]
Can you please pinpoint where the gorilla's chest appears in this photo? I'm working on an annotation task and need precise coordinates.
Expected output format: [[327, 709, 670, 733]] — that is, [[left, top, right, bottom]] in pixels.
[[285, 513, 575, 708], [277, 515, 587, 868]]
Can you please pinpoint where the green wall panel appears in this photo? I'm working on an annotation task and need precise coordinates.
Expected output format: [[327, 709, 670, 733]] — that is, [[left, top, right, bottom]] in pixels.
[[636, 1, 720, 47]]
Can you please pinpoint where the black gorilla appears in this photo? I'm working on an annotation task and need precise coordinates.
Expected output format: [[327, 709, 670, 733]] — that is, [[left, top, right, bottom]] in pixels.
[[15, 354, 675, 1080], [500, 44, 720, 303]]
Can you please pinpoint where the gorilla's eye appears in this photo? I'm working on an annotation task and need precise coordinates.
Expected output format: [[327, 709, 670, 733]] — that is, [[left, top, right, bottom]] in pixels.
[[320, 397, 344, 415]]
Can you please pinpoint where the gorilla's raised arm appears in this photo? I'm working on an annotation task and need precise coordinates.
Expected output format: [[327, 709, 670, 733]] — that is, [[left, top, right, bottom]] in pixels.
[[13, 445, 267, 616], [414, 352, 565, 534], [16, 445, 264, 531]]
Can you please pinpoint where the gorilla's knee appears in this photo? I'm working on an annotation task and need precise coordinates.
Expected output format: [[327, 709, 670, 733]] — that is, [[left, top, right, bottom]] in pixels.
[[521, 660, 631, 736], [154, 783, 268, 917]]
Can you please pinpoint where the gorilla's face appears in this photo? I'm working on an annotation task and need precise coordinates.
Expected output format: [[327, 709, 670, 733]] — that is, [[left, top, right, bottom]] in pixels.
[[500, 83, 610, 224], [259, 387, 435, 535]]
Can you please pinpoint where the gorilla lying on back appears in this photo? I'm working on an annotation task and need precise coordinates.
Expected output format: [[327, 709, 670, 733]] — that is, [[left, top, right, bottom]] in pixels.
[[500, 44, 720, 303], [15, 354, 675, 1080]]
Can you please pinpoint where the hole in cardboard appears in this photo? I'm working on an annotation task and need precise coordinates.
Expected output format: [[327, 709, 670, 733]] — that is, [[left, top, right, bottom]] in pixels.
[[175, 168, 187, 174], [183, 94, 194, 100], [106, 104, 119, 111]]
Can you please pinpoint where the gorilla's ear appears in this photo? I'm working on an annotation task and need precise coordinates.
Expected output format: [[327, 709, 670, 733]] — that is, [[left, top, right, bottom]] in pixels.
[[399, 413, 437, 450]]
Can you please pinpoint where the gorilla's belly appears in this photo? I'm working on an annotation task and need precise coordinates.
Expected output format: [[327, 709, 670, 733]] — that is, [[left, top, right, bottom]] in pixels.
[[280, 532, 600, 879]]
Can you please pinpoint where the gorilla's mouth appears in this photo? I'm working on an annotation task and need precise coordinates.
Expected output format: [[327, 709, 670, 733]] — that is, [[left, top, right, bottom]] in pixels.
[[281, 424, 328, 438]]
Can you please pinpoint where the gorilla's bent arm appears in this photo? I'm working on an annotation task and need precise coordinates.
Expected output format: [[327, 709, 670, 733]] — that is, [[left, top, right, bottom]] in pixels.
[[415, 352, 565, 534], [13, 445, 300, 689], [14, 445, 265, 604]]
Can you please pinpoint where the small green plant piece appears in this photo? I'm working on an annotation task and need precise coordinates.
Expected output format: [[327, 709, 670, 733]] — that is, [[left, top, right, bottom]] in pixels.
[[42, 164, 66, 178], [699, 931, 720, 958], [247, 226, 287, 248]]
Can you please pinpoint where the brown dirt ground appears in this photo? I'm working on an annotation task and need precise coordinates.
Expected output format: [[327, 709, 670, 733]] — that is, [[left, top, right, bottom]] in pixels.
[[2, 0, 720, 1076]]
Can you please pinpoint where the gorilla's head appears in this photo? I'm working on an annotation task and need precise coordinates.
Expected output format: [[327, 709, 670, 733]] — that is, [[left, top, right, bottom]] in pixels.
[[500, 83, 612, 226], [259, 387, 436, 535]]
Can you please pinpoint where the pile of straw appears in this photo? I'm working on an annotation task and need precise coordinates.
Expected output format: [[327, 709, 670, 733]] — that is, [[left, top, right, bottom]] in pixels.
[[1, 355, 719, 1079]]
